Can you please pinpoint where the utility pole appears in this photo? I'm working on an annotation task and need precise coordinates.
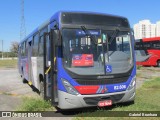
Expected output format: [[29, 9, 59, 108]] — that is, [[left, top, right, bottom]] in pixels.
[[1, 40, 3, 60], [20, 0, 26, 41]]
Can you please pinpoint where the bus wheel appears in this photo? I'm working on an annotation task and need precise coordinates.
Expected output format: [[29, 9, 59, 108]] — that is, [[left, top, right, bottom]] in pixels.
[[22, 78, 28, 84], [157, 61, 160, 67], [40, 81, 45, 99]]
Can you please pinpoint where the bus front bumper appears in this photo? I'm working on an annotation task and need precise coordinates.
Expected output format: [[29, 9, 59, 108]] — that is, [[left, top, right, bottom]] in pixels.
[[57, 86, 135, 109]]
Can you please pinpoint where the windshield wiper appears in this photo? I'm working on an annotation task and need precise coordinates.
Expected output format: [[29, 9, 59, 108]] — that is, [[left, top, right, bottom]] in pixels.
[[81, 26, 97, 44]]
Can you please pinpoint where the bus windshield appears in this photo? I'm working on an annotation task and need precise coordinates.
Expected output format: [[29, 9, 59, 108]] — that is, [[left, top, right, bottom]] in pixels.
[[62, 28, 133, 76]]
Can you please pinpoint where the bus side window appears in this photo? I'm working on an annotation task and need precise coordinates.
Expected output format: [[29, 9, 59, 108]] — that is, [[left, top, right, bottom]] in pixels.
[[21, 42, 25, 56], [39, 36, 44, 56], [25, 41, 28, 56], [28, 42, 31, 47], [32, 33, 39, 57], [39, 27, 48, 56]]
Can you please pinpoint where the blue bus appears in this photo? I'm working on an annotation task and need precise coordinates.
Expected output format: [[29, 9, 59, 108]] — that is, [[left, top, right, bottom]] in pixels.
[[18, 11, 136, 109]]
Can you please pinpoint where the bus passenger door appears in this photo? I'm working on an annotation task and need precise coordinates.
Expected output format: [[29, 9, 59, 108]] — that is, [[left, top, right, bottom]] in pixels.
[[50, 30, 58, 105], [44, 32, 58, 105], [43, 33, 51, 100]]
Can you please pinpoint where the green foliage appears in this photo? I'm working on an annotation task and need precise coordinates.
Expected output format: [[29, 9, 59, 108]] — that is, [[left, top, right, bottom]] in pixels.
[[16, 97, 55, 111], [142, 77, 160, 89], [10, 41, 19, 55]]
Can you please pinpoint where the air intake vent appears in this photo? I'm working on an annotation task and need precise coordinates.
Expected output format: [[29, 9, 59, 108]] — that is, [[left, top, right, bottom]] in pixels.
[[75, 76, 129, 85]]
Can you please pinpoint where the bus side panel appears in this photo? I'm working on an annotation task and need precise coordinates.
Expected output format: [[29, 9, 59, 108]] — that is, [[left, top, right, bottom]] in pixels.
[[28, 42, 39, 89], [136, 50, 160, 66], [148, 50, 160, 65], [30, 57, 39, 89], [37, 56, 44, 89], [136, 56, 159, 66]]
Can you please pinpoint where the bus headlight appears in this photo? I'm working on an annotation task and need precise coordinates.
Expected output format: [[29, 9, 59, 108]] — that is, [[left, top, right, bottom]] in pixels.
[[61, 78, 79, 95], [127, 76, 136, 90]]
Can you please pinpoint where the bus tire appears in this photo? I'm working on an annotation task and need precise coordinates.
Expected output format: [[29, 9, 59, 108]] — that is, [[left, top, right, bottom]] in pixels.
[[157, 60, 160, 67], [22, 78, 28, 84]]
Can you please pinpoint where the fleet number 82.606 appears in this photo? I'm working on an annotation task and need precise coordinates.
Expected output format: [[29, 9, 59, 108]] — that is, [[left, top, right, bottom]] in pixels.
[[114, 85, 126, 90]]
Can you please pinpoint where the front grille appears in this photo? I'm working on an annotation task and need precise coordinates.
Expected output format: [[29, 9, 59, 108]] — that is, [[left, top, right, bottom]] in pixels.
[[83, 93, 125, 105], [75, 76, 129, 85]]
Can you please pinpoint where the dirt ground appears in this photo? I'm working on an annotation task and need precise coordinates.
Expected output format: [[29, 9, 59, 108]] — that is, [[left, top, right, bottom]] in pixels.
[[136, 67, 160, 88]]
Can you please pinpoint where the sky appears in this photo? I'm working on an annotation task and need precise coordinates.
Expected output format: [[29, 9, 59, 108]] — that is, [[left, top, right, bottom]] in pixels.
[[0, 0, 160, 51]]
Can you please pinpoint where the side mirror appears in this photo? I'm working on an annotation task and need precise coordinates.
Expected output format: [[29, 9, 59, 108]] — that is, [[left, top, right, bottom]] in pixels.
[[51, 29, 61, 46]]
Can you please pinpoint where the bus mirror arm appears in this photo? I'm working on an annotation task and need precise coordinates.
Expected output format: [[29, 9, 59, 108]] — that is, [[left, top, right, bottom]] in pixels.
[[45, 65, 57, 75]]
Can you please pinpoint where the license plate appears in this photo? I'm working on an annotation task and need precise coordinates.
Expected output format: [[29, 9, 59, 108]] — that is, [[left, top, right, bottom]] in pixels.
[[98, 100, 112, 107]]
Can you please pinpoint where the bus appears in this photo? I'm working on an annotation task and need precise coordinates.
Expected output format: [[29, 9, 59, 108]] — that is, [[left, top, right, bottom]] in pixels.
[[18, 11, 136, 110], [135, 37, 160, 67]]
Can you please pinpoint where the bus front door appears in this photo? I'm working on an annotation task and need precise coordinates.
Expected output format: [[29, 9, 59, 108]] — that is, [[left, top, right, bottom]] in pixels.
[[44, 32, 58, 106]]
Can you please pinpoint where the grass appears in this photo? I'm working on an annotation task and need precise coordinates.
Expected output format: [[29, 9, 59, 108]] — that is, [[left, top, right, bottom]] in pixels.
[[74, 77, 160, 120], [16, 97, 55, 111], [0, 59, 17, 68], [142, 77, 160, 89]]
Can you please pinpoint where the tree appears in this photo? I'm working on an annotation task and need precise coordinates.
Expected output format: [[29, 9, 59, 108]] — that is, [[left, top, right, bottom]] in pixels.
[[10, 41, 19, 56]]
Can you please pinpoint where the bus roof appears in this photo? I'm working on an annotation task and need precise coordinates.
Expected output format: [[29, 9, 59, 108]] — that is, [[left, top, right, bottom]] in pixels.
[[20, 11, 129, 43], [143, 37, 160, 42], [50, 11, 128, 22]]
